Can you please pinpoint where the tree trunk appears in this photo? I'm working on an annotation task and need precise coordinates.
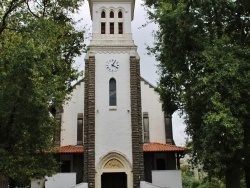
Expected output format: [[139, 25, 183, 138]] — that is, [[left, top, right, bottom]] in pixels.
[[245, 166, 250, 188], [0, 180, 8, 188], [225, 168, 241, 188], [0, 174, 8, 188]]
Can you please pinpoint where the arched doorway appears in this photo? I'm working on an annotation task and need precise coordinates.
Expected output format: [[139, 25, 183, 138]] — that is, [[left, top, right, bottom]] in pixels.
[[96, 152, 133, 188]]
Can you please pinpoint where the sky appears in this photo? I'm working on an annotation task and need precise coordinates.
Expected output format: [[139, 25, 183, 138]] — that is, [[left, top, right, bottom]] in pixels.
[[74, 0, 186, 146]]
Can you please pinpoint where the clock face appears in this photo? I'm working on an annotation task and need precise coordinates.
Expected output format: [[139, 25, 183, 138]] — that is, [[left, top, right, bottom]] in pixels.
[[105, 59, 119, 72]]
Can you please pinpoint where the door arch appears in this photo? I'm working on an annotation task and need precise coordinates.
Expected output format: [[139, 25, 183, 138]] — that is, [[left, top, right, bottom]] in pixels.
[[96, 151, 133, 188]]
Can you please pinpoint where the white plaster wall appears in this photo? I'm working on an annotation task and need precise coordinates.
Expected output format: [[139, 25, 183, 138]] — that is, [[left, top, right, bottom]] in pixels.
[[60, 78, 166, 147], [141, 80, 166, 143], [152, 170, 182, 188], [31, 179, 45, 188], [45, 173, 76, 188], [140, 181, 165, 188], [72, 183, 89, 188], [32, 175, 87, 188], [92, 2, 132, 35], [90, 2, 135, 45], [61, 81, 85, 146], [95, 52, 132, 165]]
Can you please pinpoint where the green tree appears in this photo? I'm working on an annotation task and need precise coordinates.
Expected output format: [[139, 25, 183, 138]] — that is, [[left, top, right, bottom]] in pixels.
[[181, 163, 225, 188], [144, 1, 250, 187], [0, 0, 84, 187]]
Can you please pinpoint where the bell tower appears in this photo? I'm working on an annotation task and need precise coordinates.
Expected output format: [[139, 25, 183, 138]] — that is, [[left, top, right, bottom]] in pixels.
[[84, 0, 144, 187]]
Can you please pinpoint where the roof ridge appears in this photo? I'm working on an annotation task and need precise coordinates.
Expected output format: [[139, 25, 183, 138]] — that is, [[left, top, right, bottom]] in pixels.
[[71, 78, 85, 90], [140, 77, 156, 89]]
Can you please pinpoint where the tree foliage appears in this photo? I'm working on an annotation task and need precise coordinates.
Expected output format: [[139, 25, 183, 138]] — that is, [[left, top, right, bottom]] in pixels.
[[144, 0, 250, 187], [181, 157, 247, 188], [0, 0, 84, 186], [181, 163, 225, 188]]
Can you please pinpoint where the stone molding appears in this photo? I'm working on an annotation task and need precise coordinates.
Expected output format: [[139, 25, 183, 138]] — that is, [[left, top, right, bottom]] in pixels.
[[97, 151, 132, 171], [96, 151, 133, 188], [88, 45, 137, 54], [104, 159, 124, 169], [90, 40, 135, 46], [88, 50, 133, 54]]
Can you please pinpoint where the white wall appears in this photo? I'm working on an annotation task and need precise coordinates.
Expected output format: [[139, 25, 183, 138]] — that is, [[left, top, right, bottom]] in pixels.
[[92, 2, 132, 35], [31, 179, 45, 188], [32, 175, 87, 188], [61, 81, 85, 146], [152, 170, 182, 188], [45, 173, 76, 188], [89, 2, 135, 47], [71, 183, 89, 188], [140, 181, 166, 188], [60, 78, 167, 148], [141, 80, 166, 143], [95, 52, 132, 165]]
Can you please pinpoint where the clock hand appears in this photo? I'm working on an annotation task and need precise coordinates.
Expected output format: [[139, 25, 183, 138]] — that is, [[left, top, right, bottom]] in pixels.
[[111, 63, 118, 68], [111, 62, 118, 68], [112, 60, 116, 66]]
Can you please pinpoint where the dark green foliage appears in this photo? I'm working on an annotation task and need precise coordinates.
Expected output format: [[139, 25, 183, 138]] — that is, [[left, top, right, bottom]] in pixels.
[[144, 0, 250, 187], [182, 162, 247, 188], [182, 170, 224, 188], [0, 0, 84, 186]]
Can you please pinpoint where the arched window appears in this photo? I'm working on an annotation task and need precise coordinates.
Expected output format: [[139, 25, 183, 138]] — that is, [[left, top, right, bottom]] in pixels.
[[110, 22, 114, 34], [118, 22, 123, 34], [101, 11, 106, 18], [118, 11, 123, 18], [101, 22, 106, 34], [110, 10, 114, 18], [109, 78, 116, 106], [77, 113, 83, 145]]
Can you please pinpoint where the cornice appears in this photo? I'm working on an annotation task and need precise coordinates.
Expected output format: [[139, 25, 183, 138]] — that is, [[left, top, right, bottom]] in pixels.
[[86, 45, 138, 56]]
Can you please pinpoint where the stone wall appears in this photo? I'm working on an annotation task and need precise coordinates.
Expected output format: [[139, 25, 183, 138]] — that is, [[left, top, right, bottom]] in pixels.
[[83, 56, 96, 188], [130, 56, 144, 187]]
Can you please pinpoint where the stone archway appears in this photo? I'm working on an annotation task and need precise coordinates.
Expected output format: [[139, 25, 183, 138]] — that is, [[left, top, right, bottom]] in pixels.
[[96, 152, 133, 188]]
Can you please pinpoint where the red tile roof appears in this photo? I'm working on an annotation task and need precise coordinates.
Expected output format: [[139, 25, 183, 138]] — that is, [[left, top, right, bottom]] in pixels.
[[55, 145, 84, 154], [143, 142, 185, 152], [55, 143, 184, 154]]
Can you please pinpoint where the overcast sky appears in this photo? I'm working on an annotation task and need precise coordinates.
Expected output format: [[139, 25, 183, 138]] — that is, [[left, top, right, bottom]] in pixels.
[[74, 0, 186, 146]]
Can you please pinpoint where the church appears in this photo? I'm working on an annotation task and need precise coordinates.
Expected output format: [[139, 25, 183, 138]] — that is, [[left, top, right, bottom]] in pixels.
[[32, 0, 185, 188]]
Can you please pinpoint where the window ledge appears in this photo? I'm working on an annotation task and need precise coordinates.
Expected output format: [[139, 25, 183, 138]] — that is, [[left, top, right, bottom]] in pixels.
[[109, 106, 117, 111]]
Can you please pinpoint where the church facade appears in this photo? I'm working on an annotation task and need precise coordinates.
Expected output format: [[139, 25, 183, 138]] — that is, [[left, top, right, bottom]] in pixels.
[[32, 1, 185, 188]]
